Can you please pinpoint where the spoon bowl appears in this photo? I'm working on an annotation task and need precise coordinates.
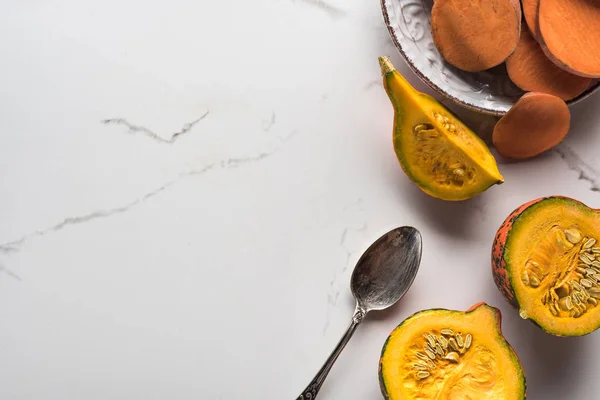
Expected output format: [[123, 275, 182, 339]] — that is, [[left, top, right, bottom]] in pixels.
[[297, 226, 422, 399], [351, 226, 422, 312]]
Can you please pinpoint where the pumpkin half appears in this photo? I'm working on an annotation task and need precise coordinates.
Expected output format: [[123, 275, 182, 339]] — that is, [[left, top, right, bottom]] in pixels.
[[379, 303, 526, 400], [378, 56, 504, 201], [493, 196, 600, 336]]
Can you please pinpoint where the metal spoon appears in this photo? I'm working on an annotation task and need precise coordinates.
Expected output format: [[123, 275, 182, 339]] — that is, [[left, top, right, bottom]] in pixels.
[[296, 226, 422, 399]]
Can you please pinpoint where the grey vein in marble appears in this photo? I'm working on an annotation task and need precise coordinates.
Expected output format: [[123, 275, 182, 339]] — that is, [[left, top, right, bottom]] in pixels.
[[0, 264, 21, 281], [0, 179, 180, 255], [296, 0, 346, 18], [363, 80, 382, 91], [221, 130, 296, 168], [323, 289, 340, 335], [323, 221, 368, 334], [102, 110, 210, 144], [554, 145, 600, 192], [261, 112, 276, 132], [0, 130, 296, 256]]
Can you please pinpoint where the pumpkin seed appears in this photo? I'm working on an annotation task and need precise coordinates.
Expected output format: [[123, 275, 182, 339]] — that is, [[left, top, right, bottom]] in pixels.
[[440, 329, 454, 336], [580, 288, 590, 300], [558, 296, 573, 311], [550, 305, 558, 316], [571, 308, 580, 318], [416, 352, 429, 361], [415, 360, 428, 367], [521, 270, 530, 286], [456, 333, 464, 348], [464, 334, 472, 349], [586, 268, 597, 275], [445, 352, 459, 363], [426, 334, 436, 348], [433, 344, 442, 355], [589, 297, 598, 306], [580, 254, 593, 264], [584, 238, 597, 249], [416, 371, 430, 379], [592, 248, 600, 254], [448, 338, 459, 351], [565, 229, 582, 244], [581, 278, 594, 288], [414, 364, 428, 370], [414, 124, 433, 133], [577, 267, 587, 274], [577, 273, 585, 279], [438, 335, 448, 349], [424, 347, 436, 360], [587, 286, 600, 299], [529, 275, 540, 288]]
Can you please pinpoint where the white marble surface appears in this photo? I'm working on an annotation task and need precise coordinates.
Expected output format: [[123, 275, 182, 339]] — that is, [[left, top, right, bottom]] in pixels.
[[1, 1, 600, 399]]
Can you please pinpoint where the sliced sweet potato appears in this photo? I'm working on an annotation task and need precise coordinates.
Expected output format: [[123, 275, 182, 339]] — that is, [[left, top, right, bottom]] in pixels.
[[521, 0, 540, 40], [538, 0, 600, 78], [493, 92, 570, 159], [431, 0, 521, 72], [506, 28, 592, 100]]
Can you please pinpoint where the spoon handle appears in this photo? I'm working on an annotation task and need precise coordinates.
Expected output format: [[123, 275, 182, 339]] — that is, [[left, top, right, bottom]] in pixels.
[[296, 305, 366, 400]]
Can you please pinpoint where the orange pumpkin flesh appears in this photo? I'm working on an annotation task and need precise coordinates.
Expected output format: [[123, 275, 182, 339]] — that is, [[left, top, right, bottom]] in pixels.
[[379, 303, 526, 399], [493, 196, 600, 336]]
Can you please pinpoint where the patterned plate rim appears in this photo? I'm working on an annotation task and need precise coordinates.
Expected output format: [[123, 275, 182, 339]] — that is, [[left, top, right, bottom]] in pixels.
[[380, 0, 600, 116]]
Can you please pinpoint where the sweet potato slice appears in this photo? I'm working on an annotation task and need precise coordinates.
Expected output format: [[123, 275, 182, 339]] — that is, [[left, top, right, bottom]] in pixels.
[[538, 0, 600, 78], [431, 0, 521, 72], [493, 93, 570, 159], [522, 0, 540, 40], [506, 28, 592, 100]]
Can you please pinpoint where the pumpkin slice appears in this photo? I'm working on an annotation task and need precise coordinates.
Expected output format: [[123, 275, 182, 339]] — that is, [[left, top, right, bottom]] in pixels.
[[493, 196, 600, 336], [379, 303, 526, 400], [379, 57, 504, 201]]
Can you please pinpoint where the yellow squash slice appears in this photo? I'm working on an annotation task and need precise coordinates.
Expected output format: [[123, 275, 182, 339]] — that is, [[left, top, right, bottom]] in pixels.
[[379, 303, 526, 399], [379, 57, 504, 201]]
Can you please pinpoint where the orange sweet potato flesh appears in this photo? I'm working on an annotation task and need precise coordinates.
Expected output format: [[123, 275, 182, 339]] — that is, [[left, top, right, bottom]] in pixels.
[[538, 0, 600, 78], [431, 0, 521, 72], [522, 0, 540, 40], [506, 28, 592, 100], [493, 93, 570, 159]]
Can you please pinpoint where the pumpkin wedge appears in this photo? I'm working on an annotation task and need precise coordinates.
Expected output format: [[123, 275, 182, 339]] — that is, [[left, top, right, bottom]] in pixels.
[[379, 303, 526, 399], [493, 196, 600, 336], [379, 57, 504, 201]]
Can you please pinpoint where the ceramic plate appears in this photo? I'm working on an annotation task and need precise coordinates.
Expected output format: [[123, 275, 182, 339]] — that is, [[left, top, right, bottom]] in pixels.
[[381, 0, 600, 116]]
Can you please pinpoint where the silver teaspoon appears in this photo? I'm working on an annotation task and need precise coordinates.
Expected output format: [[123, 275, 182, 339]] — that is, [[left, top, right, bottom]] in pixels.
[[296, 226, 422, 399]]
